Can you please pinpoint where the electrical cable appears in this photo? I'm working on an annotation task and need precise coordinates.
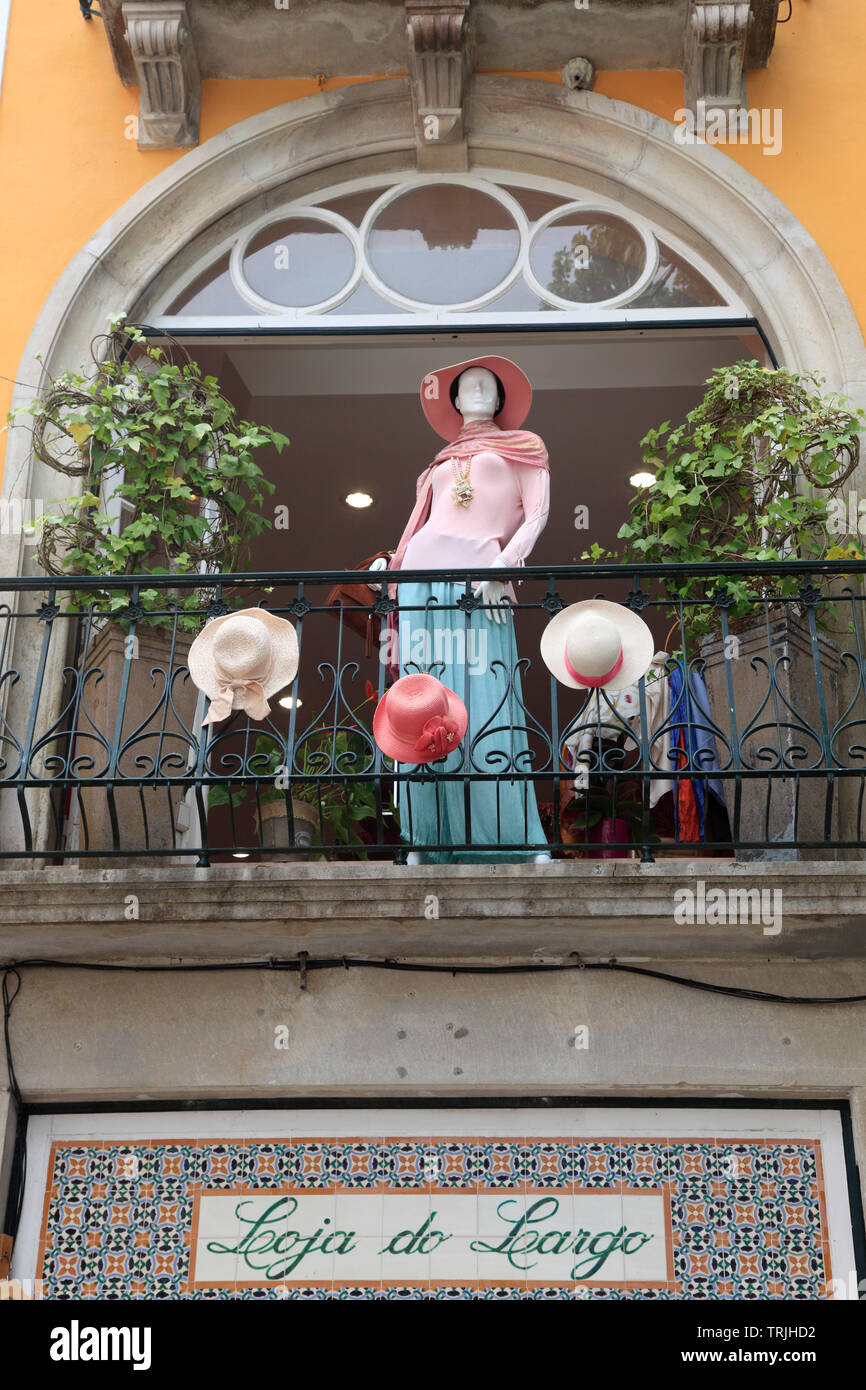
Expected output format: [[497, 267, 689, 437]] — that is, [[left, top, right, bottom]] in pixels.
[[1, 969, 26, 1249], [4, 953, 866, 1003]]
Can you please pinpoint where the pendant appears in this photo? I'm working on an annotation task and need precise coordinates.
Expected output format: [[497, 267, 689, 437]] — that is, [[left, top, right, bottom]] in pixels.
[[452, 479, 474, 507]]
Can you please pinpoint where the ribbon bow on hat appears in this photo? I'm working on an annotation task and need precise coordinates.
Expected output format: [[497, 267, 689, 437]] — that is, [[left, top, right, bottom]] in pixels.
[[188, 608, 300, 726], [205, 666, 271, 726]]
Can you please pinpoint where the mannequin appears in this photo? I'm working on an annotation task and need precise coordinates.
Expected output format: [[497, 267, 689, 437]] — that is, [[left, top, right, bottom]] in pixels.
[[380, 357, 551, 863]]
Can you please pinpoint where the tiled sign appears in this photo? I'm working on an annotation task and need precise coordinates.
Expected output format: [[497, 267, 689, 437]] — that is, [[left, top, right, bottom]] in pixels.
[[191, 1189, 670, 1288], [36, 1133, 832, 1299]]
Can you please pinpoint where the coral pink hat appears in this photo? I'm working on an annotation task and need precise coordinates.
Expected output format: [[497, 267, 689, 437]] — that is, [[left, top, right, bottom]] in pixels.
[[373, 673, 468, 765], [420, 355, 532, 442]]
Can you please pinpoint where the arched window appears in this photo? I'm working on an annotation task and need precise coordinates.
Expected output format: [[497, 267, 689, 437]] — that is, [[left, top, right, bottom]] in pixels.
[[141, 170, 745, 328]]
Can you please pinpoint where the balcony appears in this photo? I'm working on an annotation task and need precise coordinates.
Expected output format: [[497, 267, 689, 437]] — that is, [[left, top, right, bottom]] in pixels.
[[1, 561, 863, 868]]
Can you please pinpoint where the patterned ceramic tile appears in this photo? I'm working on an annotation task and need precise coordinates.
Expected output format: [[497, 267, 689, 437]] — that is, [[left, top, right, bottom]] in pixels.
[[37, 1135, 832, 1300]]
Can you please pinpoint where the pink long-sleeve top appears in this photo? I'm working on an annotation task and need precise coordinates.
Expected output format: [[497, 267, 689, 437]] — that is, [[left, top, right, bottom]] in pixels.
[[398, 447, 550, 573]]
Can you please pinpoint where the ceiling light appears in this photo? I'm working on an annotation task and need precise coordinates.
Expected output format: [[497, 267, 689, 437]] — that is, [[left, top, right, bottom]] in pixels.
[[346, 491, 373, 508], [279, 695, 302, 710], [629, 471, 656, 489], [233, 852, 250, 859]]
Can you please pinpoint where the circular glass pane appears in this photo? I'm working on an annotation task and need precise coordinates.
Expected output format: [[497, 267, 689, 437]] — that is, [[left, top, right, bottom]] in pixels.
[[367, 186, 520, 304], [242, 218, 355, 307], [531, 211, 646, 304]]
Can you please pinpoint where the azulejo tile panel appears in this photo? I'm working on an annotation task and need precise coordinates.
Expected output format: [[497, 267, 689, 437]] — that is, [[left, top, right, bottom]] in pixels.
[[37, 1136, 831, 1300]]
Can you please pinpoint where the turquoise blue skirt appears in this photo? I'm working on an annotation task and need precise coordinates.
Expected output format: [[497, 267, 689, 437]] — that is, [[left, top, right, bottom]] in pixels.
[[394, 581, 548, 863]]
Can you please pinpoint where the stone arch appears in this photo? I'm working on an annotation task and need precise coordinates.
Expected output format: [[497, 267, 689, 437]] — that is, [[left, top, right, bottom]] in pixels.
[[3, 72, 865, 576]]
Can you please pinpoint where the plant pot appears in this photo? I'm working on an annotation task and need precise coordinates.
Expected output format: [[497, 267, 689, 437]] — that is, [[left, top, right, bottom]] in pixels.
[[258, 797, 319, 861], [700, 613, 840, 861], [584, 816, 630, 860], [68, 621, 196, 864]]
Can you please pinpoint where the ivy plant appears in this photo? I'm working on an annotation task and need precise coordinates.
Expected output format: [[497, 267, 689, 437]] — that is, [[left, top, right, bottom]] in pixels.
[[12, 320, 289, 629], [584, 361, 864, 635]]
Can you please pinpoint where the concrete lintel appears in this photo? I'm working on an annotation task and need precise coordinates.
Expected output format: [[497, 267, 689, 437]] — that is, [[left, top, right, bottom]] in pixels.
[[1, 860, 865, 962], [98, 0, 782, 85], [6, 959, 866, 1103]]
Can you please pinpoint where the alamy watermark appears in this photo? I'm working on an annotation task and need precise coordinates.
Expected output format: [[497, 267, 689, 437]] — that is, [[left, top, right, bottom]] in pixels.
[[674, 102, 783, 157], [674, 881, 782, 935], [380, 619, 489, 675]]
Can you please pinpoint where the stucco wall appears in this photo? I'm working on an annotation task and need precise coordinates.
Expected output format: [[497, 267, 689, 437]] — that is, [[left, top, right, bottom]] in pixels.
[[0, 1, 865, 480], [3, 959, 866, 1220]]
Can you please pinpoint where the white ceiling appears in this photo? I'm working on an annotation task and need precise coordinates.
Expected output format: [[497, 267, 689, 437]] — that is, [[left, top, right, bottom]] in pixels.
[[214, 330, 757, 398]]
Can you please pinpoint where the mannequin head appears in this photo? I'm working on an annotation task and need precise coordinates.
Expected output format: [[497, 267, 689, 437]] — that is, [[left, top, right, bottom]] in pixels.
[[450, 365, 505, 424]]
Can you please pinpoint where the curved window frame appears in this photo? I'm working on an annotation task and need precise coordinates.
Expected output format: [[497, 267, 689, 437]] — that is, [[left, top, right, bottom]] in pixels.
[[143, 168, 751, 330]]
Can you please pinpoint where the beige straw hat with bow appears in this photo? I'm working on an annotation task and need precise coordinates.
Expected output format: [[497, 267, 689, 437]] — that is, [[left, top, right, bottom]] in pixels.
[[188, 608, 299, 725]]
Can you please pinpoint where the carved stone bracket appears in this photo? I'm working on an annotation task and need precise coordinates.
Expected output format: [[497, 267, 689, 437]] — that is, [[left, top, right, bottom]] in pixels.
[[405, 0, 471, 171], [684, 1, 752, 116], [122, 1, 201, 150]]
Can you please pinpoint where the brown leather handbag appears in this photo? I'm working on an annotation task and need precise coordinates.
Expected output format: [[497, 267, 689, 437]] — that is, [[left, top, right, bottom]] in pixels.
[[325, 551, 393, 659]]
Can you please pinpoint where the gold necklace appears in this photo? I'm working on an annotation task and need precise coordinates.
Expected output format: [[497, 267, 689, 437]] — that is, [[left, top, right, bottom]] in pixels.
[[449, 455, 474, 507]]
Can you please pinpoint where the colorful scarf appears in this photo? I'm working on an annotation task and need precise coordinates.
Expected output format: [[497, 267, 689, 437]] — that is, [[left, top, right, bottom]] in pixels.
[[390, 420, 549, 578]]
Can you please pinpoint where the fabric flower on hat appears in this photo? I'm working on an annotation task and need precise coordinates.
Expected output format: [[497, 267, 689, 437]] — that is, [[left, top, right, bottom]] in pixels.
[[414, 715, 460, 759]]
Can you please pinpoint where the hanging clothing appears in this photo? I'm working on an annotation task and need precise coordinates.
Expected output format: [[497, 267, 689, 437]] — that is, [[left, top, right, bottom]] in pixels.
[[393, 581, 547, 862], [667, 663, 727, 840], [562, 653, 673, 804], [563, 685, 642, 791]]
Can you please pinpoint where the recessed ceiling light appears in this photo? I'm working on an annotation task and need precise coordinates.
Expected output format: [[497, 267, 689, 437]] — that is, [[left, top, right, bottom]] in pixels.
[[345, 491, 373, 508], [279, 695, 303, 710], [233, 852, 250, 859], [629, 471, 656, 489]]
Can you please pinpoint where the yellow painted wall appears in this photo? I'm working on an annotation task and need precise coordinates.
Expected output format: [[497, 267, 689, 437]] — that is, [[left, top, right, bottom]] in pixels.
[[1, 0, 863, 482]]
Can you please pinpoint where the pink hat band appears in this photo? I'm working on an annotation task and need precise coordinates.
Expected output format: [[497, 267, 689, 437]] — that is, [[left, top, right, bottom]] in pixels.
[[563, 645, 624, 688]]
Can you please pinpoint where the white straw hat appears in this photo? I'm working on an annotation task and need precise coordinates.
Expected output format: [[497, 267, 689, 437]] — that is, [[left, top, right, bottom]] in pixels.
[[539, 599, 654, 691], [188, 607, 299, 725]]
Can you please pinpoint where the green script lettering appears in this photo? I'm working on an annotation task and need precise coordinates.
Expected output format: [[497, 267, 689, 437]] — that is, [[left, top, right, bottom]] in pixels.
[[381, 1212, 451, 1255], [471, 1197, 561, 1272], [206, 1197, 357, 1280]]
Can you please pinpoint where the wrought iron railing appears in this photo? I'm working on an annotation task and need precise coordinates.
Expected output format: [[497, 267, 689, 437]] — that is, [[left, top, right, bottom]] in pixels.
[[1, 561, 865, 864]]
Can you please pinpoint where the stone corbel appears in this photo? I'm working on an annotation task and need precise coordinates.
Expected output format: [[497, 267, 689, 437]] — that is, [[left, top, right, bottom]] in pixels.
[[122, 1, 201, 150], [684, 1, 752, 117], [405, 0, 471, 171]]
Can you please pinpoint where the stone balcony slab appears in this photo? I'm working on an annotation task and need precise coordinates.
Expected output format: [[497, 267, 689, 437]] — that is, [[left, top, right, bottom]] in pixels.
[[0, 860, 864, 963]]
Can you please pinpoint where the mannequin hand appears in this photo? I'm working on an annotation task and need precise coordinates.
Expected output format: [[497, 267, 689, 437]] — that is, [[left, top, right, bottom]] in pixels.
[[475, 556, 509, 625], [366, 555, 389, 592], [475, 578, 508, 623]]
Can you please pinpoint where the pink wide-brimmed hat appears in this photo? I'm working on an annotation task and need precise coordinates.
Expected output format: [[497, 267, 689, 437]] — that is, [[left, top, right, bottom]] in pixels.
[[188, 607, 299, 725], [420, 355, 532, 442], [373, 672, 468, 765], [540, 600, 655, 692]]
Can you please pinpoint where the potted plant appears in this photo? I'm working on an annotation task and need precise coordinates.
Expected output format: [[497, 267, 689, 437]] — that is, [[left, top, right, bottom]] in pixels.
[[208, 736, 320, 860], [585, 361, 865, 858], [584, 360, 863, 636], [208, 686, 396, 860], [16, 318, 288, 626], [561, 783, 650, 859], [11, 317, 289, 856]]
